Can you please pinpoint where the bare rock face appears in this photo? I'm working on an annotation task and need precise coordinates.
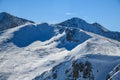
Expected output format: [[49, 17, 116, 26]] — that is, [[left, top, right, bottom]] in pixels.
[[0, 12, 34, 31]]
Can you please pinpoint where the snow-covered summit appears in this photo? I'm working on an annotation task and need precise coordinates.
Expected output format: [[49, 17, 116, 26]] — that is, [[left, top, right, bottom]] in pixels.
[[57, 17, 120, 41], [58, 17, 107, 31], [58, 17, 88, 29], [0, 12, 34, 31], [92, 22, 109, 32]]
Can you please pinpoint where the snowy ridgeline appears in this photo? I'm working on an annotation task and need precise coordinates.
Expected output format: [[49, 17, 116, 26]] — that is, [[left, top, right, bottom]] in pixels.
[[0, 12, 34, 31], [0, 12, 120, 80]]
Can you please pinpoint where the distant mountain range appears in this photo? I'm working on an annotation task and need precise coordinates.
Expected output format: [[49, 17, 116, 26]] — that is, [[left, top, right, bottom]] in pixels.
[[0, 12, 120, 80]]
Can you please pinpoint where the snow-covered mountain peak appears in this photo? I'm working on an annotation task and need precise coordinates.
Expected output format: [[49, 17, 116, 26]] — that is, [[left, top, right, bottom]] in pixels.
[[0, 12, 8, 16], [0, 12, 7, 21], [0, 12, 8, 18], [57, 17, 110, 34], [58, 17, 87, 28], [66, 17, 86, 23], [0, 12, 11, 16], [57, 17, 120, 41], [58, 17, 107, 31], [0, 12, 34, 31], [92, 22, 109, 32]]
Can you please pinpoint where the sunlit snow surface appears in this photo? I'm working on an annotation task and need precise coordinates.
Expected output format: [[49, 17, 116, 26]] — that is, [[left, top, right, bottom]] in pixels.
[[0, 20, 120, 80]]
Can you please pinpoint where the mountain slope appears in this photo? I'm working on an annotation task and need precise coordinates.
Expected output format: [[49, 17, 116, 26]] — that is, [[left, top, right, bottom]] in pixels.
[[0, 14, 120, 80], [34, 55, 120, 80], [58, 17, 120, 41], [0, 12, 34, 31], [33, 30, 120, 80], [0, 23, 120, 80]]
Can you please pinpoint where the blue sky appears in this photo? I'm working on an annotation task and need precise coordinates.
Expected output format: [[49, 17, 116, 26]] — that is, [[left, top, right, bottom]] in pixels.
[[0, 0, 120, 31]]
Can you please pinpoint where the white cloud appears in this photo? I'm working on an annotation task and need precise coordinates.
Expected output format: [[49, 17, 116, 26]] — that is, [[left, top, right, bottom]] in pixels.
[[65, 12, 76, 16]]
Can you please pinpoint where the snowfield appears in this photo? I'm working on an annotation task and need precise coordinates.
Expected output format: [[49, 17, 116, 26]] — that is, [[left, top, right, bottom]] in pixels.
[[0, 12, 120, 80]]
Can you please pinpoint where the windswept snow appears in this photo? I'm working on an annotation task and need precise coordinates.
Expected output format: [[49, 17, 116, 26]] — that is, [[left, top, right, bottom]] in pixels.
[[0, 14, 120, 80], [34, 54, 120, 80]]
